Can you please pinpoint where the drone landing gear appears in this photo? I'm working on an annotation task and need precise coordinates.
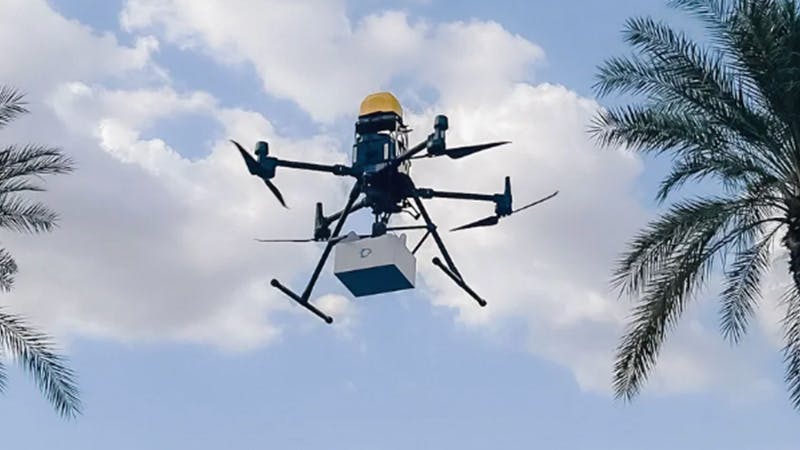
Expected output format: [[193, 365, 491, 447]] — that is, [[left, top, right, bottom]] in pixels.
[[270, 180, 363, 324], [271, 279, 333, 323], [432, 258, 486, 306], [410, 190, 487, 307]]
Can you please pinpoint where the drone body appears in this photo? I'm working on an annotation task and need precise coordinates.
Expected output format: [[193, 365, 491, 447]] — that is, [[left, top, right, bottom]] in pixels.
[[233, 92, 557, 323]]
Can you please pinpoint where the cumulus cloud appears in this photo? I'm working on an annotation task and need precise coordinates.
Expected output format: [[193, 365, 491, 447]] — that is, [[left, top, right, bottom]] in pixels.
[[401, 83, 638, 392], [0, 0, 160, 94], [5, 81, 363, 351], [120, 0, 543, 121], [0, 0, 770, 394]]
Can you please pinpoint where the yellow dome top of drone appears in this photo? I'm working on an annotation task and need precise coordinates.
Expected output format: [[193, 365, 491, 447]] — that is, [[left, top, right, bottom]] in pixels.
[[359, 92, 402, 117]]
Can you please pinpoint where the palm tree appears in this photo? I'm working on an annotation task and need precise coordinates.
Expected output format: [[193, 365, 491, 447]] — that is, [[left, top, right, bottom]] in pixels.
[[0, 86, 80, 417], [591, 0, 800, 409]]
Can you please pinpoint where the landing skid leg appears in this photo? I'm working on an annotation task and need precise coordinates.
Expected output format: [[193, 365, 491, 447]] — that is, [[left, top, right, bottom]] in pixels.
[[432, 258, 486, 307], [271, 279, 333, 323], [270, 180, 363, 323], [409, 187, 487, 307]]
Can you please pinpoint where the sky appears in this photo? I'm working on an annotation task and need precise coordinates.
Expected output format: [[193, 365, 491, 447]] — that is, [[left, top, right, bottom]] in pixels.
[[0, 0, 798, 448]]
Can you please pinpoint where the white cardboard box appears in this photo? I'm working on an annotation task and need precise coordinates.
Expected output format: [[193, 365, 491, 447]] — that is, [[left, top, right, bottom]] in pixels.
[[334, 233, 416, 297]]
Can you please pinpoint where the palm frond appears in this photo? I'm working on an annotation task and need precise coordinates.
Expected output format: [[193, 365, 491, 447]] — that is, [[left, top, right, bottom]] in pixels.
[[590, 103, 784, 198], [0, 361, 6, 393], [0, 143, 73, 176], [0, 309, 81, 418], [613, 194, 780, 398], [0, 144, 74, 176], [781, 283, 800, 409], [613, 195, 773, 296], [614, 224, 720, 399], [596, 0, 800, 410], [0, 145, 74, 196], [0, 196, 59, 234], [724, 0, 800, 123], [590, 104, 723, 153], [0, 248, 18, 292], [0, 145, 75, 232], [592, 101, 793, 195], [668, 0, 734, 26], [0, 85, 79, 417], [0, 87, 27, 130], [655, 151, 779, 201], [595, 15, 792, 180], [720, 224, 781, 343]]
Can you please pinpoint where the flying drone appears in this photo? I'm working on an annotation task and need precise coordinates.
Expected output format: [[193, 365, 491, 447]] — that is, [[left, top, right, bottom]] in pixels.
[[232, 92, 557, 323]]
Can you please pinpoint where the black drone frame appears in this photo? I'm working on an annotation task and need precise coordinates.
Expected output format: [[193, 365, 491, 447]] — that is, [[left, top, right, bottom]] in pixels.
[[233, 115, 557, 323]]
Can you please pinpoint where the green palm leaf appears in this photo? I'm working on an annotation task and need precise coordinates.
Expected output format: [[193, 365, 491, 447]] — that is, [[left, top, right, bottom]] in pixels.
[[0, 85, 79, 417], [0, 87, 26, 130], [0, 248, 18, 292], [719, 226, 781, 342], [594, 0, 800, 410], [0, 309, 81, 418], [782, 285, 800, 409]]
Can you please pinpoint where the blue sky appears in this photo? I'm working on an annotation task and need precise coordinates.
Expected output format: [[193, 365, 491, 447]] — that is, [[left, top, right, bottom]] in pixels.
[[1, 0, 799, 448]]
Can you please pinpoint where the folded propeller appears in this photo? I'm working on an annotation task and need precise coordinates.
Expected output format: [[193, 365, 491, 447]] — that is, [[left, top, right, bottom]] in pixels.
[[254, 234, 371, 244], [443, 141, 511, 159], [451, 190, 559, 231], [418, 141, 511, 160], [231, 140, 287, 208]]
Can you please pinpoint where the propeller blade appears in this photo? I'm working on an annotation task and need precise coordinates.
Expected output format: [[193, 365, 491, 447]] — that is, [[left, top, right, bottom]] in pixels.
[[231, 139, 263, 176], [255, 238, 316, 243], [255, 234, 369, 244], [444, 141, 510, 159], [450, 215, 499, 231], [264, 179, 287, 208], [512, 190, 559, 213], [231, 139, 287, 208], [451, 191, 558, 232]]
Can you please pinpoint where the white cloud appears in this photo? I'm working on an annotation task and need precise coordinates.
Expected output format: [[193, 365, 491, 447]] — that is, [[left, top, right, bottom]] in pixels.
[[50, 82, 216, 134], [316, 294, 358, 335], [401, 82, 774, 395], [402, 82, 641, 393], [0, 0, 160, 94], [120, 0, 543, 121], [7, 83, 356, 351], [0, 0, 774, 396]]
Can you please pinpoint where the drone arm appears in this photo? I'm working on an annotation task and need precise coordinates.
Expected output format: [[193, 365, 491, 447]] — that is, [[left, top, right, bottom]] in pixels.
[[394, 115, 448, 165], [385, 225, 429, 232], [415, 188, 498, 203], [322, 198, 368, 227], [393, 139, 429, 165], [273, 158, 356, 177]]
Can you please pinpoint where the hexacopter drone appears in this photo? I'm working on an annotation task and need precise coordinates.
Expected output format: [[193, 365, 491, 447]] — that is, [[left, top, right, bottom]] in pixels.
[[232, 92, 557, 323]]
